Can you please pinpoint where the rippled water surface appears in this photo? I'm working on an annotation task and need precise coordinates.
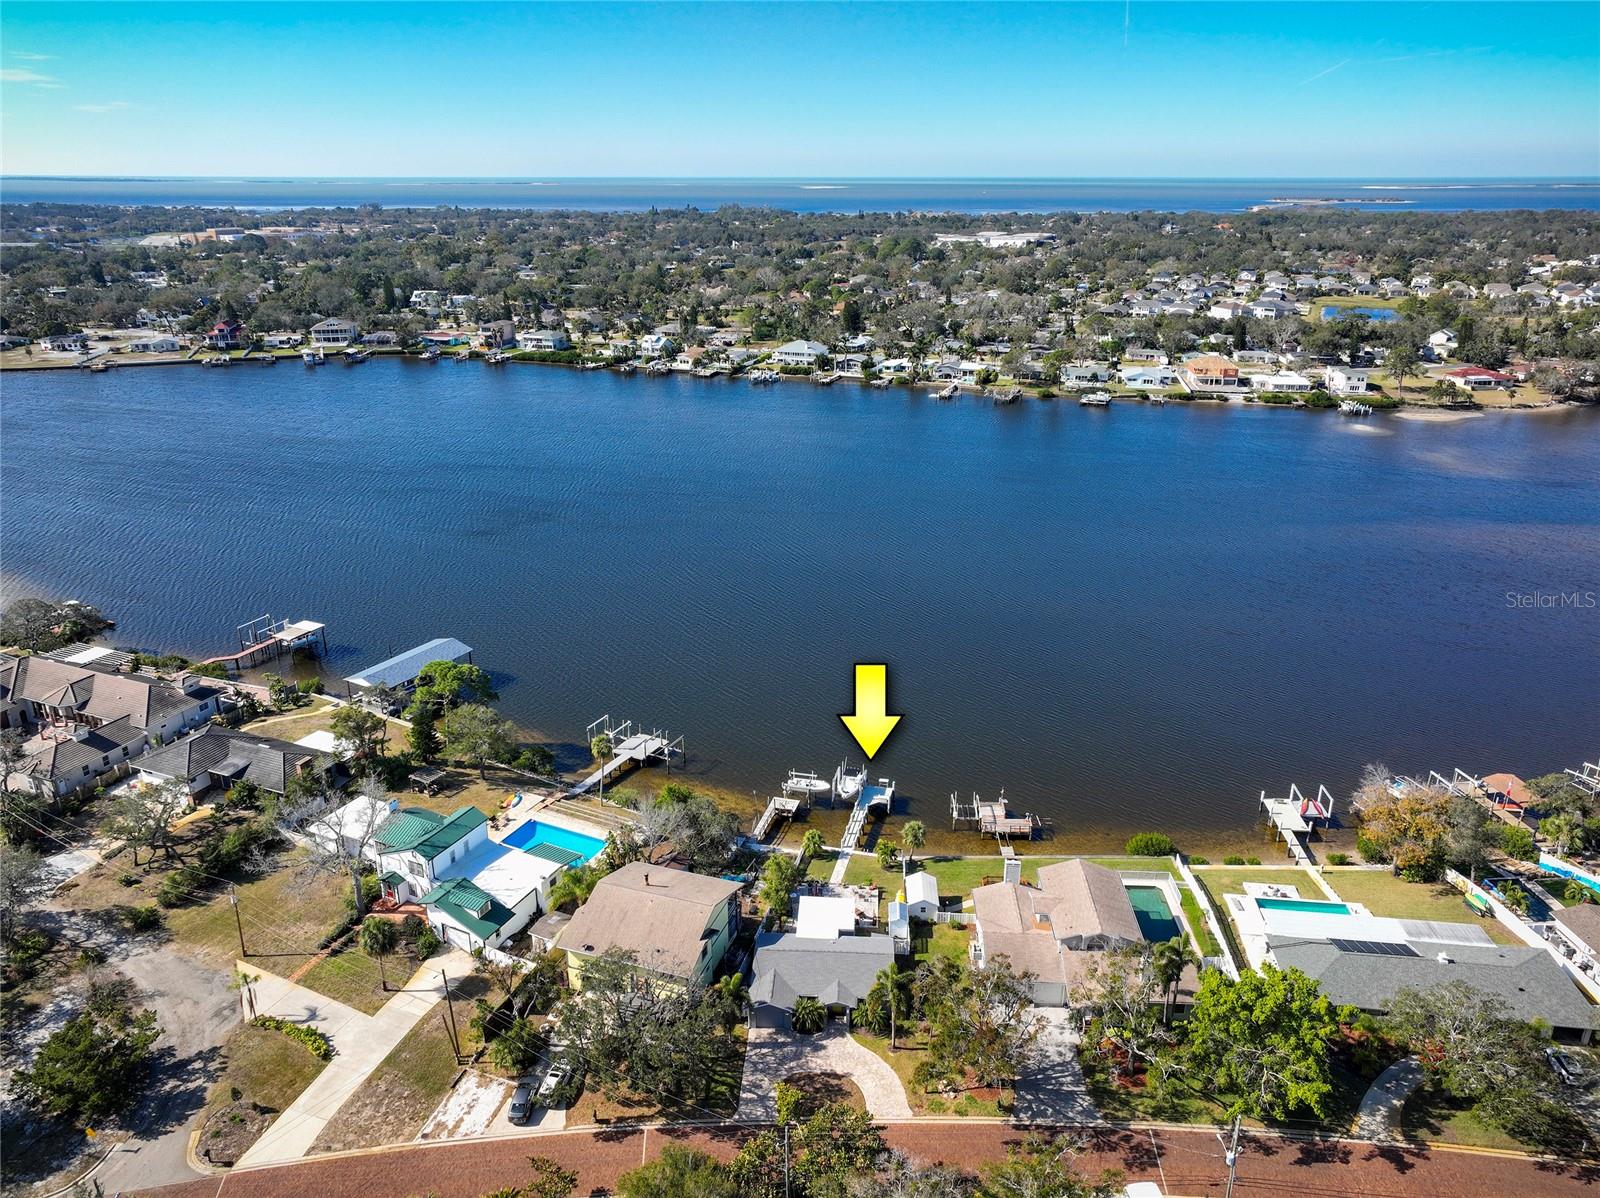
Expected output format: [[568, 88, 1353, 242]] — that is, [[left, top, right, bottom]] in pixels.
[[4, 363, 1597, 838]]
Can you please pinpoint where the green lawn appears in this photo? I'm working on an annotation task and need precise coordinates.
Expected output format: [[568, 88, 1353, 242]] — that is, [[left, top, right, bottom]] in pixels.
[[197, 1021, 328, 1148], [289, 943, 393, 1015], [1319, 869, 1519, 945], [1191, 867, 1318, 965], [840, 854, 1179, 897], [1401, 1087, 1525, 1151], [908, 920, 971, 967], [851, 1029, 1010, 1118], [1177, 887, 1222, 958]]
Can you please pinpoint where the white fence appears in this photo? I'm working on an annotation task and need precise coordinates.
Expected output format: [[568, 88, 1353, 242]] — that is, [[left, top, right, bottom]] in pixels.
[[1175, 855, 1240, 979]]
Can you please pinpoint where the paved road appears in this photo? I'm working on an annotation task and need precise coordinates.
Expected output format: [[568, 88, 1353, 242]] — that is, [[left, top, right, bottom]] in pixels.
[[127, 1121, 1600, 1198]]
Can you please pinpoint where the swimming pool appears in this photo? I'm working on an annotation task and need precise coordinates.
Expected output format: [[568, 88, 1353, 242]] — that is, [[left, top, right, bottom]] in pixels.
[[1321, 305, 1401, 323], [1255, 897, 1352, 915], [1127, 886, 1181, 943], [502, 819, 607, 863]]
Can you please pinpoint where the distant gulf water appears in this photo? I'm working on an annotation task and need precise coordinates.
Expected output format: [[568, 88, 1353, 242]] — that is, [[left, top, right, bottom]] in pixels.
[[3, 364, 1597, 841], [3, 176, 1598, 213]]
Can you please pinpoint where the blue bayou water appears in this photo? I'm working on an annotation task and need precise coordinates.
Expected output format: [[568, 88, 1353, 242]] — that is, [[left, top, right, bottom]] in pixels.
[[2, 177, 1598, 213], [3, 364, 1597, 840]]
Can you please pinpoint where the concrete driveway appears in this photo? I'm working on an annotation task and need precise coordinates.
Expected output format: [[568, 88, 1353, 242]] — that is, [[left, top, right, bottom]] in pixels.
[[1013, 1007, 1099, 1124], [737, 1022, 913, 1120]]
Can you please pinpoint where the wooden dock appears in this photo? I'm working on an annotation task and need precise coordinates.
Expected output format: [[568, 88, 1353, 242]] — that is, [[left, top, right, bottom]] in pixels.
[[199, 615, 327, 674], [570, 715, 683, 797]]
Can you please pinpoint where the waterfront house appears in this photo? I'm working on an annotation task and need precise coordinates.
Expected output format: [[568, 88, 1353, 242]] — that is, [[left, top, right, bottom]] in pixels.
[[410, 290, 443, 315], [476, 320, 517, 349], [1548, 904, 1600, 987], [417, 834, 567, 952], [639, 332, 677, 358], [129, 334, 180, 353], [1178, 353, 1250, 396], [1250, 370, 1314, 394], [1443, 365, 1514, 391], [771, 339, 829, 369], [1060, 363, 1113, 386], [41, 333, 88, 353], [1269, 935, 1595, 1045], [370, 804, 489, 895], [1123, 347, 1167, 365], [1120, 366, 1179, 390], [260, 331, 302, 349], [0, 652, 224, 798], [516, 328, 572, 352], [555, 861, 741, 990], [360, 331, 400, 347], [310, 318, 360, 347], [1325, 365, 1373, 396], [971, 859, 1156, 1007], [207, 319, 248, 350], [749, 895, 895, 1028], [343, 637, 473, 696], [136, 726, 334, 800]]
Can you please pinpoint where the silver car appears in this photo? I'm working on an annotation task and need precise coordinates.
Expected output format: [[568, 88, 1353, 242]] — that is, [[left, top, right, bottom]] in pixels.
[[507, 1082, 534, 1123]]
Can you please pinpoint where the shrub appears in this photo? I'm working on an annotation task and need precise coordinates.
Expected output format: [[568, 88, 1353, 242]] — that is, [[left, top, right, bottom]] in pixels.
[[251, 1015, 334, 1060], [1326, 852, 1351, 866], [791, 996, 826, 1035], [157, 865, 204, 908], [124, 904, 164, 932], [488, 1017, 547, 1073], [1124, 832, 1176, 856], [414, 927, 442, 960], [117, 872, 139, 887], [1188, 855, 1209, 865], [1245, 857, 1261, 866], [1498, 824, 1538, 863], [1355, 832, 1388, 863], [1222, 855, 1246, 866]]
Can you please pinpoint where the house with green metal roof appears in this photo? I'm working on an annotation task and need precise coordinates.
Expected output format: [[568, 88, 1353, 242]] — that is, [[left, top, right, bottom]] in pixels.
[[372, 804, 490, 900]]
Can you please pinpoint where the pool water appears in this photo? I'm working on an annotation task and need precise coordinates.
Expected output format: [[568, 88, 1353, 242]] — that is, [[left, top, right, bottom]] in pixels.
[[1321, 305, 1401, 322], [503, 819, 607, 863], [1255, 897, 1352, 915], [1127, 886, 1181, 943]]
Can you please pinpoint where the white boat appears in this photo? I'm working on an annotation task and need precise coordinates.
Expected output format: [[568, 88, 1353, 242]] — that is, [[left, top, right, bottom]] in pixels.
[[343, 347, 371, 363], [302, 349, 325, 365], [87, 359, 113, 372], [869, 377, 890, 389], [484, 351, 509, 364], [833, 761, 868, 802], [203, 354, 232, 368], [1080, 391, 1112, 407], [421, 347, 441, 362], [1338, 399, 1373, 416], [617, 361, 636, 374], [934, 383, 959, 400], [992, 387, 1021, 405], [646, 360, 670, 376], [748, 369, 777, 385], [814, 372, 839, 386], [257, 353, 277, 366]]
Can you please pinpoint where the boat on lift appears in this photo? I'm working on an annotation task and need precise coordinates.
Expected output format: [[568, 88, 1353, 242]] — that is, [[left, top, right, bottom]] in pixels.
[[420, 347, 441, 362], [342, 347, 372, 363], [1079, 391, 1112, 407], [302, 348, 325, 366], [869, 376, 891, 389], [617, 361, 636, 374], [934, 383, 959, 400], [484, 351, 510, 364], [832, 761, 868, 803], [203, 354, 232, 368], [1338, 399, 1373, 416]]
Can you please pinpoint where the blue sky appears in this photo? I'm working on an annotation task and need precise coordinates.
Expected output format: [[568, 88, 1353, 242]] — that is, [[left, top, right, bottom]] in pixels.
[[2, 2, 1596, 178]]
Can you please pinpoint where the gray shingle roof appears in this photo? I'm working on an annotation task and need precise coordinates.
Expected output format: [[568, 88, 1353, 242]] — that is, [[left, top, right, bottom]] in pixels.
[[1267, 936, 1598, 1032], [750, 931, 894, 1011], [136, 726, 324, 795]]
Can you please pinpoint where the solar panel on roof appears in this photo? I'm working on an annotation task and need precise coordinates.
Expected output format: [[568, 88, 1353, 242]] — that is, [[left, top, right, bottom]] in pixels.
[[1330, 938, 1419, 958]]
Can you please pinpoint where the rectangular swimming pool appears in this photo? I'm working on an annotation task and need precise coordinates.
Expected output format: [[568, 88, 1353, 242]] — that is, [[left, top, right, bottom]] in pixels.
[[503, 819, 607, 863], [1255, 897, 1351, 915], [1127, 885, 1181, 943]]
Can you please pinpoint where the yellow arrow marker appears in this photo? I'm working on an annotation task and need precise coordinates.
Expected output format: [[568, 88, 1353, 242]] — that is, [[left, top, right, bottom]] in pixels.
[[839, 663, 902, 759]]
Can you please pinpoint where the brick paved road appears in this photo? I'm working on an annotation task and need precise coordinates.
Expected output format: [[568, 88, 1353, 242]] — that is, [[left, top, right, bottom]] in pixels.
[[129, 1122, 1599, 1198]]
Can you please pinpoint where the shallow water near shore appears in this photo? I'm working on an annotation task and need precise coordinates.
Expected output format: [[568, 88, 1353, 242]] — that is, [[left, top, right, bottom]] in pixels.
[[3, 363, 1597, 840]]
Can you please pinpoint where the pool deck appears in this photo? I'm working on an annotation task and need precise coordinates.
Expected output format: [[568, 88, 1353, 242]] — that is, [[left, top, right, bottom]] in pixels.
[[491, 803, 615, 851]]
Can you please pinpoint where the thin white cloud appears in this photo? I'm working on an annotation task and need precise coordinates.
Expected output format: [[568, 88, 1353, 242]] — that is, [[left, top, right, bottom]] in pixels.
[[11, 52, 56, 61], [75, 100, 131, 113], [2, 67, 64, 88], [1296, 58, 1351, 87]]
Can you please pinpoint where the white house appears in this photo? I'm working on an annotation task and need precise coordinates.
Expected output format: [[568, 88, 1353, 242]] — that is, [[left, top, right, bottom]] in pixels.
[[310, 318, 360, 346], [419, 838, 565, 952], [1120, 366, 1179, 390], [477, 321, 517, 349], [1428, 330, 1459, 357], [129, 334, 180, 353], [771, 340, 828, 368], [1250, 370, 1314, 394], [1060, 363, 1113, 386], [1325, 366, 1372, 396], [517, 329, 572, 352], [410, 290, 443, 314], [639, 332, 676, 358]]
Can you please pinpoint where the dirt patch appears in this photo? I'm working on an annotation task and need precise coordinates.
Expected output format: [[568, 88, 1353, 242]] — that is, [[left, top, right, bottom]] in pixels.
[[780, 1071, 866, 1117], [197, 1101, 271, 1167]]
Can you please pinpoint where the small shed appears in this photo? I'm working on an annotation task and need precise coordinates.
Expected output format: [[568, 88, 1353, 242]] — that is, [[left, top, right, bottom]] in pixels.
[[903, 871, 940, 920]]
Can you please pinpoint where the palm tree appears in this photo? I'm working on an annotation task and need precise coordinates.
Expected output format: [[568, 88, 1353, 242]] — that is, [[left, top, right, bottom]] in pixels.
[[548, 862, 600, 913], [899, 820, 926, 870], [791, 996, 826, 1035], [360, 915, 400, 991], [871, 961, 912, 1049], [710, 971, 750, 1032], [230, 968, 261, 1020], [1150, 936, 1195, 1025]]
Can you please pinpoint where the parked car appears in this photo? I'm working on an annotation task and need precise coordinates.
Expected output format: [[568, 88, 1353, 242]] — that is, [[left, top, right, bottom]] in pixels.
[[507, 1082, 534, 1124], [537, 1058, 573, 1106], [1547, 1047, 1587, 1087]]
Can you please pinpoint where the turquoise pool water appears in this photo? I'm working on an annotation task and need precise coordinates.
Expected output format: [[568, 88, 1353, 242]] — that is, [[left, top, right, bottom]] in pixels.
[[1256, 897, 1352, 915], [1321, 305, 1401, 322], [503, 819, 606, 863], [1127, 886, 1181, 942]]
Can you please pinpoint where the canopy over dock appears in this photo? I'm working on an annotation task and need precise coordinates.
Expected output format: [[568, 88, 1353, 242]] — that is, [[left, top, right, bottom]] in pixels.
[[201, 613, 328, 673], [571, 714, 684, 797], [344, 637, 472, 691]]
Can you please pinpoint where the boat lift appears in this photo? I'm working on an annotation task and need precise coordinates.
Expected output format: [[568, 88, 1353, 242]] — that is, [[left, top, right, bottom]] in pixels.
[[1258, 782, 1334, 865], [571, 714, 684, 799]]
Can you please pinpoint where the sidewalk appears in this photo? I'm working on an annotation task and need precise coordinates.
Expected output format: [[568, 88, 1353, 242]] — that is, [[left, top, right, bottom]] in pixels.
[[236, 948, 475, 1167], [1356, 1057, 1424, 1142]]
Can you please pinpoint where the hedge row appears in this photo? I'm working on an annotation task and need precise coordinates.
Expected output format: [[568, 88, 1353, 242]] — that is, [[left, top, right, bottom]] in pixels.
[[251, 1015, 334, 1060]]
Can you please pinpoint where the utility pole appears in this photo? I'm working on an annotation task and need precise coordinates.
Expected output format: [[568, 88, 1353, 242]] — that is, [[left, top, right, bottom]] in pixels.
[[782, 1121, 790, 1198], [229, 887, 247, 957], [440, 970, 462, 1059], [1217, 1114, 1242, 1198]]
